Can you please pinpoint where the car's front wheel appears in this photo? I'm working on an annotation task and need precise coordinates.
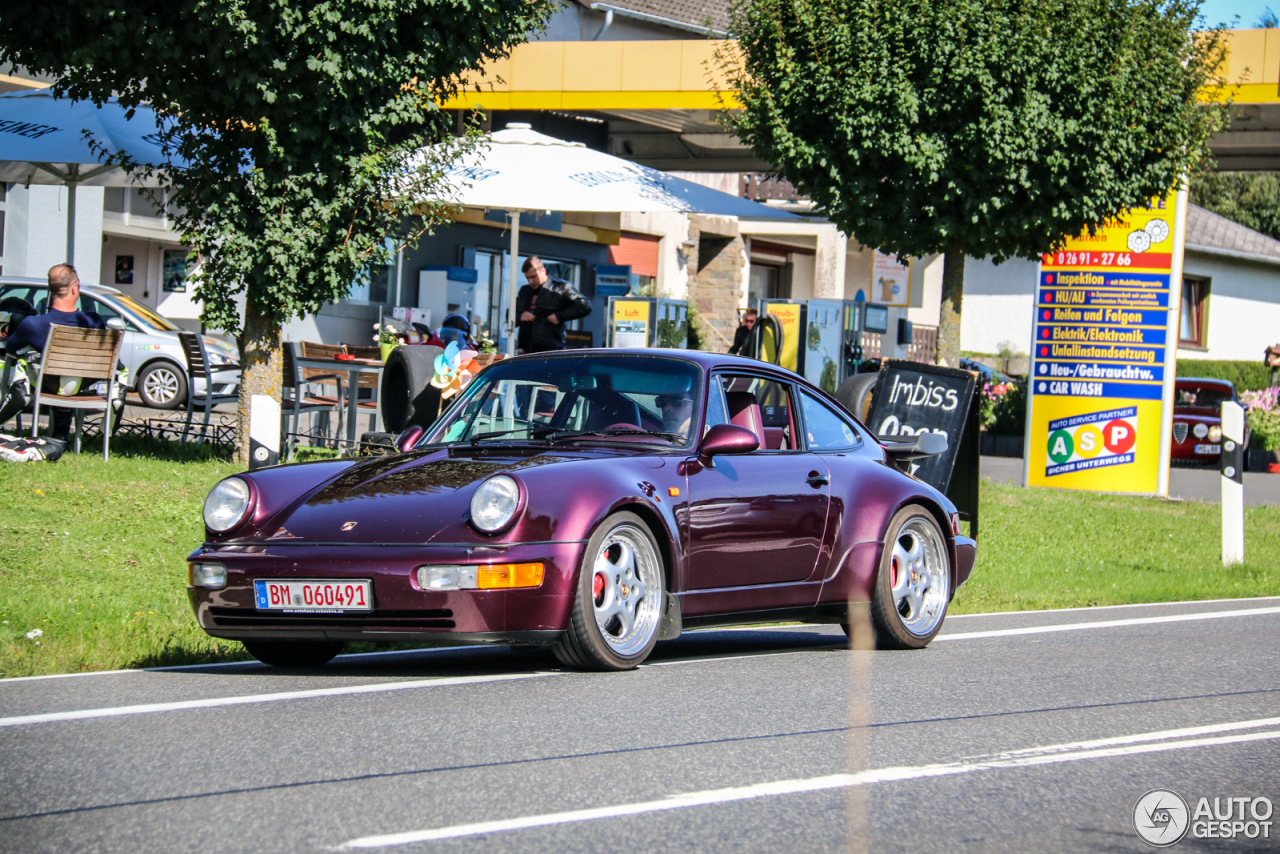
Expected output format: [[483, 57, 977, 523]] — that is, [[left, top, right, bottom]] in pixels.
[[553, 512, 666, 671], [242, 640, 345, 668], [866, 506, 952, 649], [137, 360, 188, 409]]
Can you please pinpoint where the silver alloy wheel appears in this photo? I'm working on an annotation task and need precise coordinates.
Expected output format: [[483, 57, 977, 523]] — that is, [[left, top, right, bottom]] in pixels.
[[888, 518, 950, 637], [143, 365, 181, 405], [589, 523, 662, 656]]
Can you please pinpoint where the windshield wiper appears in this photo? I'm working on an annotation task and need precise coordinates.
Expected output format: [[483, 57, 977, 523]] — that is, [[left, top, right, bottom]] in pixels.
[[468, 424, 560, 444], [544, 428, 686, 443]]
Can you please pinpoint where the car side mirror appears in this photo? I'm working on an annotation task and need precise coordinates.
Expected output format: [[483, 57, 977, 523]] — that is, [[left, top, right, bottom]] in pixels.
[[105, 317, 126, 331], [698, 423, 759, 469], [395, 425, 424, 453], [881, 431, 947, 461]]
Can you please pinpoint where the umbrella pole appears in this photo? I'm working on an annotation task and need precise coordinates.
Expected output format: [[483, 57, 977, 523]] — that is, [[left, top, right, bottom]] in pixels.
[[506, 210, 522, 356], [65, 181, 77, 265]]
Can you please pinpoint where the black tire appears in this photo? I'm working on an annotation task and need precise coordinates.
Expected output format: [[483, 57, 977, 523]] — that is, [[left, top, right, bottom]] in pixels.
[[242, 639, 345, 668], [136, 360, 188, 409], [834, 373, 879, 422], [868, 506, 952, 649], [380, 345, 444, 432], [553, 511, 666, 671]]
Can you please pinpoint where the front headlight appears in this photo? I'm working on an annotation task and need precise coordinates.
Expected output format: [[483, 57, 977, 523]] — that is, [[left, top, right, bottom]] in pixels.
[[470, 475, 522, 533], [1208, 425, 1223, 443], [204, 477, 253, 533]]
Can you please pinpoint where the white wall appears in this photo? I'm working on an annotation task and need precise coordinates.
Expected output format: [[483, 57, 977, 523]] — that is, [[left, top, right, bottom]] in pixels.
[[958, 255, 1038, 355], [1180, 251, 1280, 362], [3, 184, 104, 283]]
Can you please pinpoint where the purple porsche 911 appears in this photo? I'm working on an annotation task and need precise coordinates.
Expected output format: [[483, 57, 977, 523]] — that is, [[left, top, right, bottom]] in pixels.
[[188, 350, 976, 670]]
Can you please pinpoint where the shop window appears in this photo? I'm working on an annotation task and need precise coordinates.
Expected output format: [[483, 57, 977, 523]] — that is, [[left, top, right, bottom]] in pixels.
[[1180, 276, 1210, 349]]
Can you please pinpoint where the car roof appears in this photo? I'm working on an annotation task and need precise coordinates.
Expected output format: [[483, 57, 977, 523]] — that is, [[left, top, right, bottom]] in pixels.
[[0, 276, 123, 296], [1175, 377, 1235, 391]]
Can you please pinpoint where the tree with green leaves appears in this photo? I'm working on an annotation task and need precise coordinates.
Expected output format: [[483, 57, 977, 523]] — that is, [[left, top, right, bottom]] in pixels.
[[0, 0, 551, 462], [726, 0, 1227, 367]]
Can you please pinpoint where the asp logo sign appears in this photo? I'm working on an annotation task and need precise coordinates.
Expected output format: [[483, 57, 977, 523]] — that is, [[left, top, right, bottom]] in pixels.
[[1046, 406, 1138, 477]]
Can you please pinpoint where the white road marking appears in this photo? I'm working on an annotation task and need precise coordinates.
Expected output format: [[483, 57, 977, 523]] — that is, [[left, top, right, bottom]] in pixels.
[[341, 720, 1280, 848], [934, 606, 1280, 641], [0, 672, 559, 728]]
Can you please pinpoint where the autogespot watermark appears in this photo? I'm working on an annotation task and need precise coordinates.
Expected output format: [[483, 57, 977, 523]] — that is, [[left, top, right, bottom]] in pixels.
[[1134, 789, 1274, 847]]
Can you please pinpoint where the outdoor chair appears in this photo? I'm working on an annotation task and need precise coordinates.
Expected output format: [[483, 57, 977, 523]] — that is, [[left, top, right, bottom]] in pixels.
[[281, 342, 344, 460], [178, 331, 241, 448], [343, 344, 383, 436], [31, 325, 124, 461]]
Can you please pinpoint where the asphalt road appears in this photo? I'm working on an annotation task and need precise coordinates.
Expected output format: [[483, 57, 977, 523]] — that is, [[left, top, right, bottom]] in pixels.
[[2, 597, 1279, 853]]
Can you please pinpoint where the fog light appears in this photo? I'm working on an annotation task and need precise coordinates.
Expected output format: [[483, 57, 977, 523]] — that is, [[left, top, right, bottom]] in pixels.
[[417, 565, 478, 591], [1193, 422, 1208, 439], [190, 562, 227, 589], [477, 563, 545, 589], [1208, 425, 1223, 443]]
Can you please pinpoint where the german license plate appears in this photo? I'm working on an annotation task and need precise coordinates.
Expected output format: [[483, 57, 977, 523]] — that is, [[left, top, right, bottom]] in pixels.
[[254, 579, 372, 612], [1195, 444, 1221, 455]]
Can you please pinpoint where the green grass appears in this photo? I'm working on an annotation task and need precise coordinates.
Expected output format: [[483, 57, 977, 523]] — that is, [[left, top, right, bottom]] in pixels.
[[952, 481, 1280, 613], [1, 437, 1279, 678]]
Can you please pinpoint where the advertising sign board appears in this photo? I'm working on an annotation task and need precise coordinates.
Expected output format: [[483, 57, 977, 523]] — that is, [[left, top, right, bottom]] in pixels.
[[865, 360, 977, 494], [871, 251, 911, 307], [1023, 191, 1186, 494], [760, 300, 802, 372], [610, 299, 651, 348]]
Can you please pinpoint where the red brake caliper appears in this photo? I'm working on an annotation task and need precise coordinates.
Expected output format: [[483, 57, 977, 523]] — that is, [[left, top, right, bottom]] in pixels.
[[593, 573, 605, 603], [891, 556, 901, 588]]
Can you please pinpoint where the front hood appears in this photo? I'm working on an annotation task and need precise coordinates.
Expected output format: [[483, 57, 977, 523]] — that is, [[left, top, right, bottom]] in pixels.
[[263, 448, 585, 544]]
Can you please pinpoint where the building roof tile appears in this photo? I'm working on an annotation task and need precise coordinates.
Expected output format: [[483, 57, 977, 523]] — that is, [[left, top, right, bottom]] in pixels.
[[1186, 203, 1280, 264]]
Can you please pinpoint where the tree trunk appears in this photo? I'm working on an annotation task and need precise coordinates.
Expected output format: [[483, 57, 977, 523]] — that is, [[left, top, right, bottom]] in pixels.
[[235, 297, 283, 467], [936, 247, 965, 368]]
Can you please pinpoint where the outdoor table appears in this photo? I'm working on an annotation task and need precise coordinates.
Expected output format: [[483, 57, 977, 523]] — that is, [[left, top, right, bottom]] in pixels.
[[294, 355, 384, 453]]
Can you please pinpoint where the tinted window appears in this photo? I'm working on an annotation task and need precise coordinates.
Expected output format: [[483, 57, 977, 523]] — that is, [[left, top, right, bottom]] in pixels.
[[800, 389, 861, 450]]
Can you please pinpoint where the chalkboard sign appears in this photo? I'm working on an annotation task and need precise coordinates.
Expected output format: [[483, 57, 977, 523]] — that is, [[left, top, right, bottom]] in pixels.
[[865, 360, 977, 493]]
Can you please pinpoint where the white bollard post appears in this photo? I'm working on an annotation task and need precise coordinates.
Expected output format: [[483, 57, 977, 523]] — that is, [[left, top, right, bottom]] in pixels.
[[1221, 400, 1245, 566], [249, 394, 281, 470]]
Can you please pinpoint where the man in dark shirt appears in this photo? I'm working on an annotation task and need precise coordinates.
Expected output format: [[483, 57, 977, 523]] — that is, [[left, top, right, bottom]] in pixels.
[[5, 264, 107, 439], [515, 256, 591, 354], [5, 264, 106, 356], [728, 308, 758, 356]]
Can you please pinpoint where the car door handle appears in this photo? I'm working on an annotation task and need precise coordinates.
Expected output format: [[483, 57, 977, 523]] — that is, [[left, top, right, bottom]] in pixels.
[[805, 472, 829, 487]]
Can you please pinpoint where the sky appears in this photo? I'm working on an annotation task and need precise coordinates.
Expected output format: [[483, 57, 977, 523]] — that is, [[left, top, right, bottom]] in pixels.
[[1196, 0, 1275, 27]]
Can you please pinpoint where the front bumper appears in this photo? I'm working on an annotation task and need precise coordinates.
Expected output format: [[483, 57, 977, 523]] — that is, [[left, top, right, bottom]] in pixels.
[[188, 540, 586, 644]]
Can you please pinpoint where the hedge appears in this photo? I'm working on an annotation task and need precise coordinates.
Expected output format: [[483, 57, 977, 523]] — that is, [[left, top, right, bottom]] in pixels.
[[1175, 359, 1273, 392]]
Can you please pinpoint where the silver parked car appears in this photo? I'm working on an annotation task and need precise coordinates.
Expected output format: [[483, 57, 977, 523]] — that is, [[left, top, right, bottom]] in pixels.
[[0, 277, 239, 409]]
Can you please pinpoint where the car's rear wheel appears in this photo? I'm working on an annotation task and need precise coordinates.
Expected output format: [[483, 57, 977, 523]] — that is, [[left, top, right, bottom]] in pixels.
[[137, 360, 187, 409], [553, 512, 665, 671], [242, 639, 345, 668], [866, 506, 951, 649]]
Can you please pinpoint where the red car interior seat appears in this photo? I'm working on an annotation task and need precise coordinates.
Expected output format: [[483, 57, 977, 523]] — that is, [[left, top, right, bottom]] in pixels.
[[726, 391, 766, 447]]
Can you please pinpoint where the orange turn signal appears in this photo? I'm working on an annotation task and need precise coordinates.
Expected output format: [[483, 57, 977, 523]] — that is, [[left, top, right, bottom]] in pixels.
[[477, 562, 545, 589], [668, 487, 680, 497]]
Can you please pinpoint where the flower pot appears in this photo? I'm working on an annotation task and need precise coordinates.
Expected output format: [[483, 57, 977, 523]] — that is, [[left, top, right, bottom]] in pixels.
[[379, 342, 397, 362], [1269, 449, 1280, 474]]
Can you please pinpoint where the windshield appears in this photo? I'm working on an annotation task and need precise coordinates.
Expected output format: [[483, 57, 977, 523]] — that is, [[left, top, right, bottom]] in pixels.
[[423, 354, 702, 448], [114, 296, 180, 331], [1176, 386, 1233, 409]]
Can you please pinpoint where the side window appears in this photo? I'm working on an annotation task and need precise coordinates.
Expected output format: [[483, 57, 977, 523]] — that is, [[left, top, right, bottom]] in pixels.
[[716, 374, 796, 451], [800, 389, 861, 451], [83, 296, 122, 323], [703, 379, 729, 434]]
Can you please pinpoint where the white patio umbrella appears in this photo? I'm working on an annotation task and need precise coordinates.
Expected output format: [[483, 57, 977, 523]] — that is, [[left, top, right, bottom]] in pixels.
[[425, 123, 797, 353], [0, 89, 178, 266]]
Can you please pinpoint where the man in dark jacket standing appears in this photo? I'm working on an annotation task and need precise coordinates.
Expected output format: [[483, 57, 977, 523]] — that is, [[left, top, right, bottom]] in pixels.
[[515, 256, 591, 354]]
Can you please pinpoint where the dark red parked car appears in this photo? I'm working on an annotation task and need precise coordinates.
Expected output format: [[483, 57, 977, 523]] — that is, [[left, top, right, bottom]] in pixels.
[[189, 350, 976, 671], [1171, 377, 1244, 464]]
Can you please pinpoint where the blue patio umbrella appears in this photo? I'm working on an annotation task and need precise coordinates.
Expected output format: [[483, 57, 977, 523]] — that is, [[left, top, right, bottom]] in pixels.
[[0, 88, 182, 264]]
